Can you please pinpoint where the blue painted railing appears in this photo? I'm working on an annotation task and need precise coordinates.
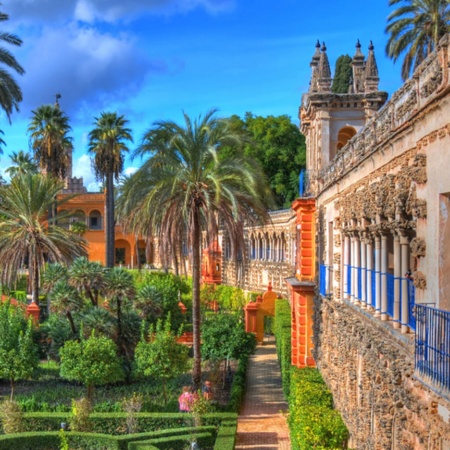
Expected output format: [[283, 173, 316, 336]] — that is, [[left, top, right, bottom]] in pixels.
[[415, 305, 450, 392], [319, 264, 332, 297], [407, 279, 416, 330], [386, 273, 395, 318], [357, 267, 362, 301], [345, 264, 352, 295], [299, 170, 311, 198]]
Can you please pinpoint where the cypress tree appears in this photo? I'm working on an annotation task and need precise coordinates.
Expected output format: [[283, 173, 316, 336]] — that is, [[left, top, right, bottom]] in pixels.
[[332, 54, 353, 93]]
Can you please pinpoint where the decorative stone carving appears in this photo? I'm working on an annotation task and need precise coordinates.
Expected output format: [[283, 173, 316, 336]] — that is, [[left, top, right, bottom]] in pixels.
[[395, 91, 417, 123], [420, 67, 442, 99], [404, 153, 427, 184], [394, 171, 412, 218], [413, 271, 426, 289], [410, 237, 426, 258], [405, 185, 427, 219]]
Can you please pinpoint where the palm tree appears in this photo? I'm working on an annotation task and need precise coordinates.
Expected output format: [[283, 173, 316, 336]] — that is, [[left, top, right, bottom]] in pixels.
[[0, 173, 88, 304], [103, 267, 136, 348], [5, 150, 38, 178], [87, 112, 133, 268], [0, 8, 24, 122], [385, 0, 450, 80], [28, 104, 73, 179], [49, 281, 83, 334], [117, 109, 272, 388], [68, 256, 104, 306]]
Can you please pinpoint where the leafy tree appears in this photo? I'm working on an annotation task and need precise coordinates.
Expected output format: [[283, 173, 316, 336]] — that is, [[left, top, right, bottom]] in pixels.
[[0, 174, 88, 303], [201, 313, 256, 364], [222, 113, 306, 208], [0, 302, 38, 399], [28, 104, 73, 179], [88, 112, 133, 268], [59, 331, 124, 401], [0, 8, 24, 123], [331, 55, 352, 93], [5, 150, 38, 178], [134, 284, 164, 322], [385, 0, 450, 81], [134, 317, 190, 404], [118, 109, 271, 388]]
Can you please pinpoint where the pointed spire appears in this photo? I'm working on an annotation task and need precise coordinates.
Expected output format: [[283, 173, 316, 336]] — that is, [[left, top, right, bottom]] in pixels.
[[352, 39, 365, 93], [364, 40, 380, 92], [317, 41, 332, 92], [309, 40, 322, 92]]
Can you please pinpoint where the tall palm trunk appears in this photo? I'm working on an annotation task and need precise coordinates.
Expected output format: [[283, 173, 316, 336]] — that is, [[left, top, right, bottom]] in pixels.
[[106, 174, 115, 268], [191, 208, 202, 390]]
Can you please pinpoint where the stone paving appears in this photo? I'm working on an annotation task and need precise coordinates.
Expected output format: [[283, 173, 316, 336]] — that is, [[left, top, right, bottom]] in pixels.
[[235, 337, 291, 449]]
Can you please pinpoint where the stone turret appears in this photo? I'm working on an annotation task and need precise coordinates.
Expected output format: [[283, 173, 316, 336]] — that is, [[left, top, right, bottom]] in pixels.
[[299, 41, 388, 194], [364, 41, 380, 92], [352, 39, 366, 93], [309, 40, 321, 93], [317, 42, 332, 92]]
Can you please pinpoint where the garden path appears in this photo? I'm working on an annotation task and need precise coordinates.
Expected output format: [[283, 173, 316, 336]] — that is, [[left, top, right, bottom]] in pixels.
[[235, 337, 291, 449]]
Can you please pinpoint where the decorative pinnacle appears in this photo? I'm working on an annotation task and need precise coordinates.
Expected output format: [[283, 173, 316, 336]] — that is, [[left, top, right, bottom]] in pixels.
[[369, 40, 374, 51], [54, 93, 61, 108], [316, 39, 320, 48], [356, 39, 361, 49], [321, 42, 327, 52]]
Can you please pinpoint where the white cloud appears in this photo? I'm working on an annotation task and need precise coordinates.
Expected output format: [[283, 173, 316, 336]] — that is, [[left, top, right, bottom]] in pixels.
[[71, 153, 101, 192], [6, 0, 235, 24], [20, 22, 161, 115], [123, 166, 138, 177]]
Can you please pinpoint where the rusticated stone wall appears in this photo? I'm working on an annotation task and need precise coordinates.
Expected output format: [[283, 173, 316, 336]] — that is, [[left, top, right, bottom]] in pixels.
[[313, 297, 450, 450]]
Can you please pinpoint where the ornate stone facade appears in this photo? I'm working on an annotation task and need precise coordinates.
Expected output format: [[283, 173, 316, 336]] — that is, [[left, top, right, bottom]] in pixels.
[[299, 37, 450, 448]]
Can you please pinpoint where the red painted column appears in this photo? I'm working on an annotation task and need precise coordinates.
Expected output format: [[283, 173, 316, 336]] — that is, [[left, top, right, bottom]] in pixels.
[[290, 198, 317, 368]]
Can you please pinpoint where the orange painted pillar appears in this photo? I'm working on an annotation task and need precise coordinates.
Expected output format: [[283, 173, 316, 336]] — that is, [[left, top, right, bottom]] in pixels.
[[290, 198, 317, 368], [244, 302, 258, 336]]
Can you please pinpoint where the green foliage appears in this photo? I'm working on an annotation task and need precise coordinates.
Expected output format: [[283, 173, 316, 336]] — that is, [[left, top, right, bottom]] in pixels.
[[134, 317, 190, 404], [70, 221, 88, 235], [274, 299, 292, 398], [225, 356, 248, 413], [222, 113, 306, 208], [288, 367, 349, 449], [122, 393, 143, 434], [59, 332, 124, 399], [201, 313, 256, 362], [0, 400, 24, 434], [0, 302, 39, 399], [59, 428, 69, 450], [331, 55, 352, 93], [133, 271, 189, 331], [213, 420, 237, 450]]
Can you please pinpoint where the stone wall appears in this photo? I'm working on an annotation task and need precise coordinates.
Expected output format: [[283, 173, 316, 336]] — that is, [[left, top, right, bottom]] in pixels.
[[314, 297, 450, 449]]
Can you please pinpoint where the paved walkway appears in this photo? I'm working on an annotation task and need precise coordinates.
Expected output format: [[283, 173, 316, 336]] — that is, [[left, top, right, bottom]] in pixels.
[[235, 337, 291, 449]]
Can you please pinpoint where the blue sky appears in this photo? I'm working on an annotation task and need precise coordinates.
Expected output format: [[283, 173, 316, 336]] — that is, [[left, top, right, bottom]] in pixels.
[[0, 0, 403, 190]]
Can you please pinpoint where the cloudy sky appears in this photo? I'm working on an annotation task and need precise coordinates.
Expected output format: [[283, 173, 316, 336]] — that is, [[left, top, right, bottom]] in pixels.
[[0, 0, 403, 190]]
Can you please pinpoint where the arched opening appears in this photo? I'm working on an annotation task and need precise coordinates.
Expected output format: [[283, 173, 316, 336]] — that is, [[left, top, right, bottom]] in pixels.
[[336, 126, 357, 152], [115, 239, 131, 266], [89, 210, 103, 230]]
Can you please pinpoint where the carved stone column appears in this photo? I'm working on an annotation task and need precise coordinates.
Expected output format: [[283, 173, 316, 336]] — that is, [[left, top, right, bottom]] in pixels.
[[343, 233, 350, 300], [400, 233, 410, 333], [366, 235, 374, 310], [381, 231, 388, 321], [393, 231, 401, 329], [360, 231, 367, 308], [374, 233, 381, 317], [354, 232, 361, 304]]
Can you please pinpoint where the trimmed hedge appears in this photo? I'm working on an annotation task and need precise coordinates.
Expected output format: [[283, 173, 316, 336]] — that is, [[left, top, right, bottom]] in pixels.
[[128, 431, 213, 449], [225, 356, 248, 413], [18, 412, 235, 435], [0, 415, 237, 450], [274, 298, 291, 398], [288, 367, 349, 450], [213, 420, 236, 450]]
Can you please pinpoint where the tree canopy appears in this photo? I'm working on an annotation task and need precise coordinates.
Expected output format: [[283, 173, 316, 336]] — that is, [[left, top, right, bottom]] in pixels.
[[220, 113, 306, 209]]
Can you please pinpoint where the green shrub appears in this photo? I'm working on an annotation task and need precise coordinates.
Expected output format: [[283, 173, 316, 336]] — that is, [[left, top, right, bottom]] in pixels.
[[0, 400, 24, 434], [274, 298, 291, 398], [288, 367, 348, 450]]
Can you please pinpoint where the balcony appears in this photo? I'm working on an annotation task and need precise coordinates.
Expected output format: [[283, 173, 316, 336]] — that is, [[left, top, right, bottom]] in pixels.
[[415, 305, 450, 393]]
